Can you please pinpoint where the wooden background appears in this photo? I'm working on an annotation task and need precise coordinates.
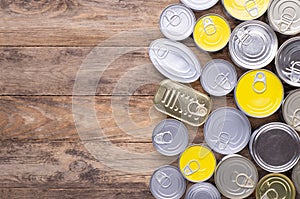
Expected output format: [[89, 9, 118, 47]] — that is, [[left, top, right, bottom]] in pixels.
[[0, 0, 299, 198]]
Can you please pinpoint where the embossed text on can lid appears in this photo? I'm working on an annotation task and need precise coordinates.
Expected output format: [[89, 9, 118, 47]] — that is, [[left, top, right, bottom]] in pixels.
[[181, 0, 219, 11], [185, 182, 221, 199], [282, 89, 300, 132], [292, 160, 300, 194]]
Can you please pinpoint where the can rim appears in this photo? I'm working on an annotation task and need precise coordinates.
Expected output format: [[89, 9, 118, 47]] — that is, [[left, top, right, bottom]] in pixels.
[[185, 182, 221, 199], [292, 160, 300, 194], [181, 0, 219, 11], [282, 88, 300, 130]]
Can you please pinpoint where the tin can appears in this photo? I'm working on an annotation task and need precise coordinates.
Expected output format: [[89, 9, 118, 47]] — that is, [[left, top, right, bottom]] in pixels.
[[222, 0, 270, 21], [150, 165, 186, 199], [235, 69, 284, 118], [249, 122, 300, 173], [152, 119, 189, 156], [256, 173, 296, 199], [181, 0, 218, 11], [214, 154, 258, 198], [204, 107, 251, 155], [229, 20, 278, 70], [282, 89, 300, 132], [149, 39, 201, 83], [179, 145, 216, 182], [193, 14, 231, 52], [159, 4, 196, 41], [154, 79, 212, 127], [268, 0, 300, 35], [200, 59, 237, 96], [275, 37, 300, 87], [292, 160, 300, 194], [185, 182, 221, 199]]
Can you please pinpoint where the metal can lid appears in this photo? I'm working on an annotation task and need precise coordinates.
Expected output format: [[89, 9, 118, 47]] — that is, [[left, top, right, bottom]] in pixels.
[[256, 173, 296, 199], [229, 20, 278, 69], [200, 59, 237, 96], [215, 154, 258, 198], [185, 182, 221, 199], [150, 165, 186, 199], [235, 69, 284, 118], [179, 145, 216, 182], [292, 160, 300, 194], [204, 107, 251, 155], [282, 89, 300, 131], [181, 0, 219, 11], [193, 14, 231, 52], [159, 4, 196, 41], [149, 38, 201, 83], [249, 122, 300, 173], [275, 37, 300, 87], [152, 119, 189, 156], [268, 0, 300, 35]]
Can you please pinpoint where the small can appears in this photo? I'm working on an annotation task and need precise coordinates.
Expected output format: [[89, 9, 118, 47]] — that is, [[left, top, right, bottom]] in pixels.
[[256, 173, 296, 199], [204, 107, 251, 155], [181, 0, 218, 11], [152, 119, 189, 156], [275, 37, 300, 87], [229, 20, 278, 70], [185, 182, 221, 199], [268, 0, 300, 35], [222, 0, 270, 21], [214, 155, 258, 198], [200, 59, 237, 96], [193, 14, 231, 52], [159, 4, 196, 41], [292, 160, 300, 194], [249, 122, 300, 173], [282, 89, 300, 132], [179, 145, 216, 182], [235, 69, 284, 118], [154, 79, 212, 127], [150, 165, 186, 199]]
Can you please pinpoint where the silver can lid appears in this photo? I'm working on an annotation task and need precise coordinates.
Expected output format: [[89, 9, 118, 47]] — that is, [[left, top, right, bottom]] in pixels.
[[152, 119, 189, 156], [292, 160, 300, 194], [185, 182, 221, 199], [159, 4, 196, 41], [229, 20, 278, 69], [249, 122, 300, 173], [200, 59, 237, 96], [215, 154, 258, 198], [181, 0, 219, 11], [275, 37, 300, 87], [204, 107, 251, 155], [150, 165, 186, 199], [268, 0, 300, 35], [149, 38, 201, 83], [282, 89, 300, 132]]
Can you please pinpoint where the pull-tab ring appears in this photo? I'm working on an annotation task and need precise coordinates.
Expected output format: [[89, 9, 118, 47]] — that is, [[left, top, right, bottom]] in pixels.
[[236, 29, 253, 46], [164, 10, 182, 27], [154, 45, 169, 59], [235, 173, 255, 188], [279, 7, 296, 32], [252, 72, 267, 94], [154, 131, 173, 145], [244, 0, 259, 17], [290, 109, 300, 128], [203, 17, 217, 36], [187, 101, 207, 117], [213, 72, 232, 90], [217, 132, 231, 150], [261, 188, 279, 199], [183, 160, 200, 176], [288, 61, 300, 82], [155, 171, 172, 188]]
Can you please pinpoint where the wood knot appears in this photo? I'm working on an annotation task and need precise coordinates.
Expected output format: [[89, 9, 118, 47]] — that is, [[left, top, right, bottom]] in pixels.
[[69, 160, 88, 172]]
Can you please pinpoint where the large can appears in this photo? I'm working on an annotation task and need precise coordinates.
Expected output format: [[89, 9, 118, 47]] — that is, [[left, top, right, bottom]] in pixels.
[[292, 160, 300, 194], [185, 182, 221, 199], [181, 0, 219, 11], [282, 89, 300, 132], [249, 122, 300, 173]]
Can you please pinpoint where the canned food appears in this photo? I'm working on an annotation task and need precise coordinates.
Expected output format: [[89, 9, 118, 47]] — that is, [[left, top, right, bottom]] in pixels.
[[179, 145, 216, 182], [249, 122, 300, 173], [256, 173, 296, 199], [204, 107, 251, 155], [223, 0, 270, 21], [235, 69, 284, 118], [149, 39, 201, 83], [193, 14, 231, 52], [159, 4, 196, 41], [152, 119, 189, 156], [185, 182, 221, 199], [229, 20, 278, 70], [292, 160, 300, 194], [282, 89, 300, 132], [275, 37, 300, 87], [215, 155, 258, 198], [150, 165, 186, 199], [268, 0, 300, 35], [200, 59, 237, 96], [154, 79, 212, 126], [181, 0, 218, 11]]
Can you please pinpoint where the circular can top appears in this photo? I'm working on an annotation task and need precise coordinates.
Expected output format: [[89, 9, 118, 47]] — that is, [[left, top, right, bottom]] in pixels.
[[150, 165, 186, 199], [179, 145, 216, 182], [181, 0, 219, 11], [193, 14, 231, 52], [249, 122, 300, 173], [200, 59, 237, 96], [159, 4, 196, 41], [275, 37, 300, 87], [152, 119, 189, 156], [292, 160, 300, 194], [268, 0, 300, 35], [256, 173, 296, 199], [215, 154, 258, 198], [222, 0, 270, 20], [185, 182, 221, 199], [235, 69, 284, 118], [282, 89, 300, 131], [229, 20, 278, 70]]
